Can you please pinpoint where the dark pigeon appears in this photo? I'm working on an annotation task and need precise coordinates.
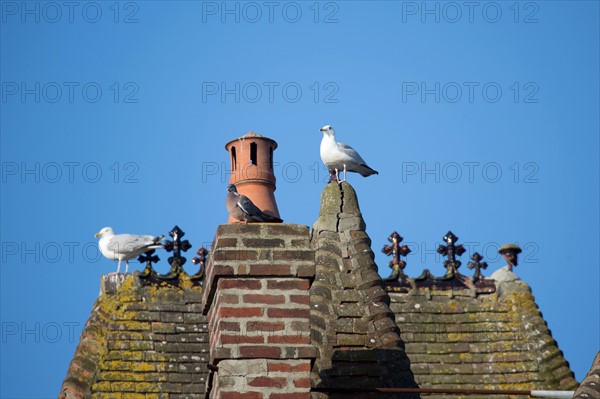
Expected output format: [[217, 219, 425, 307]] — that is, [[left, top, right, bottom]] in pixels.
[[226, 184, 283, 223]]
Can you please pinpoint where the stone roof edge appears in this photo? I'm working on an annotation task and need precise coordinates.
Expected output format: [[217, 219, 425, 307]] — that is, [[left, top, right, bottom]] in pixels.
[[573, 352, 600, 398], [59, 275, 135, 399], [59, 295, 109, 399], [385, 270, 532, 300], [511, 288, 579, 390]]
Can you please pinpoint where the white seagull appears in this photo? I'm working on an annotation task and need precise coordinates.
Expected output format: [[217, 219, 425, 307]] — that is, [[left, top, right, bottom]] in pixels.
[[95, 227, 164, 274], [319, 125, 378, 182]]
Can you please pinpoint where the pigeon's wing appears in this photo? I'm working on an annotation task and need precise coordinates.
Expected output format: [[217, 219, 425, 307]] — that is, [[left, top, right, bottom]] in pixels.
[[237, 195, 265, 219], [239, 197, 283, 223], [260, 213, 283, 223], [337, 141, 368, 165]]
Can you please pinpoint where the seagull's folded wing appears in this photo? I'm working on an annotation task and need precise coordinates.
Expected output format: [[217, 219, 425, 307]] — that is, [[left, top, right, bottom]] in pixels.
[[107, 234, 161, 255], [336, 141, 368, 165]]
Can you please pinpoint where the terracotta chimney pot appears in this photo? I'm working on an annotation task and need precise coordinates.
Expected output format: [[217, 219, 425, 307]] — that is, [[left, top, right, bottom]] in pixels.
[[225, 132, 281, 223]]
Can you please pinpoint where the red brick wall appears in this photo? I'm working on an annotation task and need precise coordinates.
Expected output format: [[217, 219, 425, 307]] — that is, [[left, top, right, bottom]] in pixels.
[[202, 224, 316, 399]]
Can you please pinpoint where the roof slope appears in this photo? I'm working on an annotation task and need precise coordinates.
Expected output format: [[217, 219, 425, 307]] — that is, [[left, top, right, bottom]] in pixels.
[[60, 274, 208, 399], [386, 266, 578, 398], [574, 352, 600, 398], [310, 182, 419, 396]]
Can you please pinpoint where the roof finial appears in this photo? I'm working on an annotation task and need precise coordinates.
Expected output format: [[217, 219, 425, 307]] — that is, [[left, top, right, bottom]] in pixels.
[[138, 226, 203, 287], [382, 231, 411, 280], [436, 231, 466, 279], [164, 225, 192, 276], [498, 243, 522, 272], [191, 247, 208, 282], [467, 252, 488, 282], [138, 249, 160, 274]]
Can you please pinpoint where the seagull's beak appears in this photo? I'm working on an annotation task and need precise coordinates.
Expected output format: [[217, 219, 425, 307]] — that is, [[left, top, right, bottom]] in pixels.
[[95, 232, 102, 237], [319, 128, 325, 132]]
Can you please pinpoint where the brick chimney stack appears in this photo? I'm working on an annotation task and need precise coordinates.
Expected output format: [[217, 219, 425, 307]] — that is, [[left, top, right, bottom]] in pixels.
[[225, 132, 281, 223], [201, 224, 316, 399]]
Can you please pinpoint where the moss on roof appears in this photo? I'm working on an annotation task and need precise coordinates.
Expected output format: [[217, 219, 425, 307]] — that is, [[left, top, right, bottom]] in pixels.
[[387, 276, 579, 399], [60, 274, 208, 399]]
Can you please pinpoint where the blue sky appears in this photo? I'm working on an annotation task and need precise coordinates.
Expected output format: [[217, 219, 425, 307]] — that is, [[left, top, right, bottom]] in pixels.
[[1, 1, 599, 397]]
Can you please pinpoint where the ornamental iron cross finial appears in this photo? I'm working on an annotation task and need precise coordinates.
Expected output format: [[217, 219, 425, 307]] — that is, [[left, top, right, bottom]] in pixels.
[[467, 252, 488, 282], [436, 231, 466, 278], [136, 226, 207, 287], [382, 231, 411, 279], [138, 249, 160, 273], [191, 246, 208, 279], [164, 225, 192, 275]]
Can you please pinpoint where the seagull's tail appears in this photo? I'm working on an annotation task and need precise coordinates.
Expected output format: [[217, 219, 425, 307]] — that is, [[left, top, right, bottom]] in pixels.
[[147, 235, 165, 249], [359, 164, 379, 177]]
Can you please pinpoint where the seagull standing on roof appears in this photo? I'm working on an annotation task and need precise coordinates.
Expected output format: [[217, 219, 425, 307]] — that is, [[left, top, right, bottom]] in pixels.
[[95, 227, 164, 274], [226, 184, 283, 223], [319, 125, 378, 183]]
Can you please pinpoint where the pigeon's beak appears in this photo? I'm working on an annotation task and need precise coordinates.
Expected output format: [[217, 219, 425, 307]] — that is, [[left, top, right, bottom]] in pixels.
[[95, 232, 102, 237]]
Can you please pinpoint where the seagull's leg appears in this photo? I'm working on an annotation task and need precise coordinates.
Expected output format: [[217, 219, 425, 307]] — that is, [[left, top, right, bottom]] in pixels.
[[342, 164, 347, 182], [125, 260, 129, 274], [334, 168, 341, 183], [116, 260, 121, 274]]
